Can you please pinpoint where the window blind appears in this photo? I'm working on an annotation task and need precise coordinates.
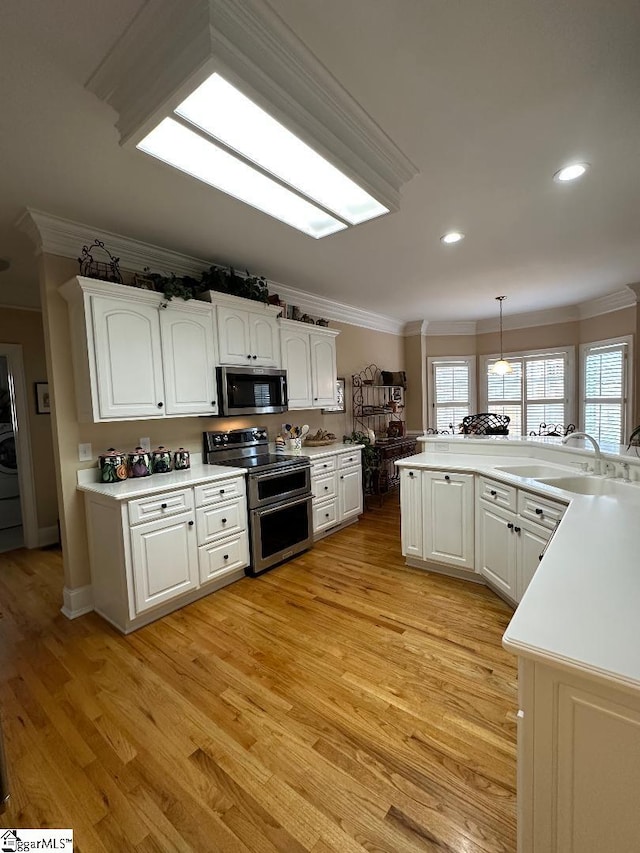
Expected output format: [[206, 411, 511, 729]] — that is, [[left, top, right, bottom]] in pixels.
[[583, 342, 627, 445], [432, 361, 472, 432]]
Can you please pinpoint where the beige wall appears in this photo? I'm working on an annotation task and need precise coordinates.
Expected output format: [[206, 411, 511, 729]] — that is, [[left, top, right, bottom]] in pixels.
[[0, 303, 57, 530], [39, 255, 406, 592]]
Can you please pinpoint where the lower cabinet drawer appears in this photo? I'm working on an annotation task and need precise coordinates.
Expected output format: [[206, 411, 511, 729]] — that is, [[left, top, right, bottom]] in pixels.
[[313, 498, 338, 533], [196, 498, 246, 544], [195, 477, 245, 507], [128, 488, 194, 525], [338, 450, 361, 469], [312, 472, 337, 501], [198, 534, 249, 584], [518, 490, 566, 530], [478, 476, 517, 511], [311, 456, 337, 478]]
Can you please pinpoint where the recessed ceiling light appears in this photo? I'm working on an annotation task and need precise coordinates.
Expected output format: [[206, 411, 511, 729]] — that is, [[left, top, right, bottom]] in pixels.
[[441, 231, 465, 244], [553, 162, 590, 182]]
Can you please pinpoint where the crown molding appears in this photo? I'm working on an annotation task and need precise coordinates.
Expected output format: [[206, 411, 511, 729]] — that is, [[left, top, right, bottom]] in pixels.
[[626, 282, 640, 302], [477, 304, 579, 334], [403, 320, 428, 336], [425, 321, 477, 336], [86, 0, 418, 213], [0, 302, 41, 313], [18, 209, 405, 335]]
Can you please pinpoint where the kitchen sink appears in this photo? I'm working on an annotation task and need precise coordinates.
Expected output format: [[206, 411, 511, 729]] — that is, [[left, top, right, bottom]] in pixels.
[[495, 465, 569, 479], [535, 476, 639, 497]]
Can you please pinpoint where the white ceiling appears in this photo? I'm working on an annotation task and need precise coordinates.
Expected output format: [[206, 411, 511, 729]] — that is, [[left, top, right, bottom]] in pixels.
[[1, 0, 639, 322]]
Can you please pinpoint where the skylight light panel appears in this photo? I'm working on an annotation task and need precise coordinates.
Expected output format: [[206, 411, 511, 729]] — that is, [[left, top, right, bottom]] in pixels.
[[137, 119, 346, 239], [174, 73, 389, 226]]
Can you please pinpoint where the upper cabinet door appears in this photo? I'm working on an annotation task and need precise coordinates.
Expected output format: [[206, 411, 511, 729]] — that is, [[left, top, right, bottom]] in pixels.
[[217, 306, 251, 365], [249, 313, 280, 366], [280, 327, 312, 409], [91, 295, 165, 419], [160, 307, 219, 416], [310, 333, 337, 407]]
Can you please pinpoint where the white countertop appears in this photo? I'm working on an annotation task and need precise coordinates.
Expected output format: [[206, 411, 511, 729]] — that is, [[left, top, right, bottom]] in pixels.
[[77, 462, 245, 500], [397, 444, 640, 692]]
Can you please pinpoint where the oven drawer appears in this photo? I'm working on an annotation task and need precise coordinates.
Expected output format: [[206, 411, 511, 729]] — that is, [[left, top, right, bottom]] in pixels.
[[128, 488, 194, 526], [195, 477, 245, 507], [338, 451, 361, 469], [313, 498, 338, 533], [518, 490, 566, 530], [312, 472, 337, 501], [196, 498, 246, 544], [198, 533, 249, 584], [311, 456, 337, 477], [478, 476, 517, 511]]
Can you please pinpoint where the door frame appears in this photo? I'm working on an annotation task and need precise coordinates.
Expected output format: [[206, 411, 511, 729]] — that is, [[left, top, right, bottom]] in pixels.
[[0, 343, 38, 548]]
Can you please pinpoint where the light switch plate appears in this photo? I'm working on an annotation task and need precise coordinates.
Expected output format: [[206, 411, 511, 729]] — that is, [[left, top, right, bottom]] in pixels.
[[139, 437, 151, 452], [78, 442, 93, 462]]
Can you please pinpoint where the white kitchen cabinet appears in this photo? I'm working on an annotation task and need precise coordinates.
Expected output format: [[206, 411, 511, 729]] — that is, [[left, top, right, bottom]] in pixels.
[[517, 658, 640, 853], [60, 277, 219, 422], [400, 468, 423, 559], [160, 302, 219, 416], [476, 502, 517, 600], [310, 447, 362, 538], [81, 472, 248, 633], [205, 292, 281, 367], [517, 518, 550, 601], [130, 510, 199, 614], [280, 319, 340, 410], [423, 471, 475, 570]]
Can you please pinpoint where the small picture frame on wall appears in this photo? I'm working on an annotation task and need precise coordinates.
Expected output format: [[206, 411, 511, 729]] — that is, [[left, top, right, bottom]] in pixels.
[[322, 378, 346, 414], [35, 382, 51, 414]]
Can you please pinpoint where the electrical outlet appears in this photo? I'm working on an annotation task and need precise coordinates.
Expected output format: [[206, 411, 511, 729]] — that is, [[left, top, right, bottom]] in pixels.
[[139, 437, 151, 452], [78, 442, 93, 462]]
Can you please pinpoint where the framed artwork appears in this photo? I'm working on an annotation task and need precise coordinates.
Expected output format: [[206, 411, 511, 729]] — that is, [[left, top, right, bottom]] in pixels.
[[35, 382, 51, 414], [322, 378, 346, 414]]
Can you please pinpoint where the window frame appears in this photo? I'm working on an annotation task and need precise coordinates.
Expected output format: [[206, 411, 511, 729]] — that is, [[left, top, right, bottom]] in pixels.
[[479, 346, 576, 436], [579, 335, 633, 445], [427, 356, 477, 431]]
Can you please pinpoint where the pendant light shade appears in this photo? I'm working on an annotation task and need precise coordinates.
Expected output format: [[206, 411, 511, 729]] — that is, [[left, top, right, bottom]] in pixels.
[[491, 296, 513, 375]]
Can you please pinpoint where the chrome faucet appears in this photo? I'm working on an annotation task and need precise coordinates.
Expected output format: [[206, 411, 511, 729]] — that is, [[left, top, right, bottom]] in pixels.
[[562, 431, 603, 475]]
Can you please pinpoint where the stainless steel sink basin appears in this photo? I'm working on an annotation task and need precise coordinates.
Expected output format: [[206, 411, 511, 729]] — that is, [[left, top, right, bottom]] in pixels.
[[495, 465, 569, 479], [536, 476, 639, 497]]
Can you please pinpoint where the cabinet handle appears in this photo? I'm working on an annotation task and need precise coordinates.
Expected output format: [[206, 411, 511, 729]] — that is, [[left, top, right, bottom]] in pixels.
[[348, 457, 353, 462], [157, 402, 163, 408], [314, 397, 318, 401], [188, 520, 194, 527], [161, 502, 167, 509], [340, 475, 344, 480], [409, 472, 414, 478], [221, 518, 227, 524], [535, 507, 543, 515], [490, 489, 497, 496], [253, 355, 257, 359], [514, 526, 521, 533], [323, 464, 328, 468], [444, 475, 450, 481], [247, 354, 252, 359], [324, 486, 328, 491], [211, 401, 216, 406], [325, 513, 330, 518], [224, 554, 229, 560], [507, 522, 514, 530], [538, 553, 543, 561], [219, 489, 225, 494]]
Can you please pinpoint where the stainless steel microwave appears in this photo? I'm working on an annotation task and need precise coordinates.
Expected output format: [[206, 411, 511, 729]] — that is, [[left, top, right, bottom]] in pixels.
[[216, 366, 288, 416]]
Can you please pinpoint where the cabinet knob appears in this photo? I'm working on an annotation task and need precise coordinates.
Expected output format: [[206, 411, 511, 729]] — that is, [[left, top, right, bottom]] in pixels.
[[490, 489, 497, 496], [507, 522, 514, 530], [340, 475, 344, 480], [325, 513, 330, 518], [252, 355, 257, 360], [188, 520, 194, 527], [157, 402, 164, 408], [211, 401, 216, 406], [161, 503, 167, 509], [514, 526, 521, 533], [314, 397, 318, 401], [323, 464, 328, 468], [538, 553, 543, 561], [247, 354, 252, 359], [348, 457, 353, 462], [409, 472, 414, 478], [222, 518, 227, 524], [224, 554, 229, 560], [444, 475, 450, 481], [219, 489, 225, 494], [324, 486, 328, 491], [535, 507, 543, 515]]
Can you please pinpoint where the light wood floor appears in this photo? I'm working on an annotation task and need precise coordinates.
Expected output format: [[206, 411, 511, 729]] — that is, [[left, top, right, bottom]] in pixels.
[[0, 499, 517, 852]]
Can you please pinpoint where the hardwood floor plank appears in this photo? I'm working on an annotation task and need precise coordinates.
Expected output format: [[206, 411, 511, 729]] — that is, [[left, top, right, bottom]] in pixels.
[[0, 503, 517, 851]]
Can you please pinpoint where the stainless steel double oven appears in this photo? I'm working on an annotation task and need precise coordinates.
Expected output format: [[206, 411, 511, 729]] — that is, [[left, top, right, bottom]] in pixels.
[[203, 427, 313, 575]]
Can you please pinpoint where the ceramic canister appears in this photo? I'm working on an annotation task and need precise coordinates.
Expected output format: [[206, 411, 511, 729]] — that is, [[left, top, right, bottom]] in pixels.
[[151, 446, 172, 474], [173, 447, 190, 470], [128, 446, 152, 478], [98, 448, 128, 483]]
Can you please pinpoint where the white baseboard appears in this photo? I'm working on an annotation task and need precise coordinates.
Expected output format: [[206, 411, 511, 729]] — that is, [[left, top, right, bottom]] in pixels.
[[61, 584, 94, 619], [38, 525, 59, 547]]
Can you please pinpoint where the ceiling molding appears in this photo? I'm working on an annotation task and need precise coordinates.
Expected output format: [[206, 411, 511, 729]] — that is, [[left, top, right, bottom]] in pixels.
[[86, 0, 418, 213], [626, 282, 640, 302], [403, 320, 428, 336], [578, 289, 636, 319], [477, 305, 579, 334], [18, 209, 405, 335], [425, 321, 477, 336]]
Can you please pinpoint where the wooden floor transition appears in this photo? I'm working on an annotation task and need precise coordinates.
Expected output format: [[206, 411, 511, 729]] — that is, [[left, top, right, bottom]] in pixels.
[[0, 498, 518, 852]]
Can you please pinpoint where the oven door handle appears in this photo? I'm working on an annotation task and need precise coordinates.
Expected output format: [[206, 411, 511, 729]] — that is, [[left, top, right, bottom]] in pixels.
[[253, 494, 311, 517], [251, 465, 310, 483]]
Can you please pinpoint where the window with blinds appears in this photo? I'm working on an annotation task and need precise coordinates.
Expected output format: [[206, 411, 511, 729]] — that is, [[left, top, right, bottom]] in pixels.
[[582, 340, 629, 445], [430, 358, 475, 431], [485, 350, 570, 435]]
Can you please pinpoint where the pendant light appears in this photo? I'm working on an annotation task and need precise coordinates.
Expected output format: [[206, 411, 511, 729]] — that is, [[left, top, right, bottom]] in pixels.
[[492, 296, 513, 375]]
